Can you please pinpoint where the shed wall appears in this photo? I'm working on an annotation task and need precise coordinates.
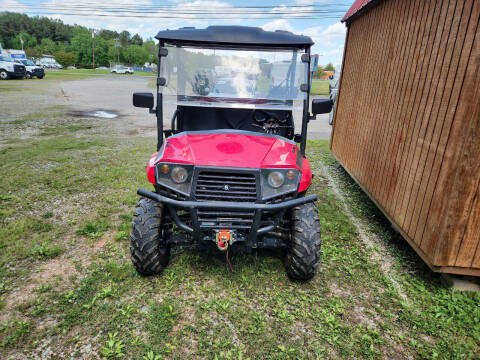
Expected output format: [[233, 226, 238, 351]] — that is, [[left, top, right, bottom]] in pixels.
[[331, 0, 480, 273]]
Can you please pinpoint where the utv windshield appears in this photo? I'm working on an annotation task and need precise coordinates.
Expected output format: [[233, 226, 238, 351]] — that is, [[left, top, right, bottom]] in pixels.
[[160, 46, 308, 110]]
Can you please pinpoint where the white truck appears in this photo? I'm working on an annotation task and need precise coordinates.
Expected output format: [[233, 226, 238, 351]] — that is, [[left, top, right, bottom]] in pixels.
[[36, 55, 62, 69], [14, 58, 45, 79], [0, 55, 26, 79]]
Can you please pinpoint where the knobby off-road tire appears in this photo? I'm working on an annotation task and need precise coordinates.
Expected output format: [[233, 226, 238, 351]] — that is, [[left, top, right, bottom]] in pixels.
[[284, 202, 321, 281], [130, 197, 170, 275]]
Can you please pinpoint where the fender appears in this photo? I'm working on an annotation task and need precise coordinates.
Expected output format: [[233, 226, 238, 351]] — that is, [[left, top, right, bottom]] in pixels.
[[298, 157, 312, 193], [146, 152, 158, 185]]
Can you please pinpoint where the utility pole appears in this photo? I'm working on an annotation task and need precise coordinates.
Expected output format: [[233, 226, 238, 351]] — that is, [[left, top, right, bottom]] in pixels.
[[114, 38, 120, 65], [20, 34, 24, 51], [92, 30, 95, 69]]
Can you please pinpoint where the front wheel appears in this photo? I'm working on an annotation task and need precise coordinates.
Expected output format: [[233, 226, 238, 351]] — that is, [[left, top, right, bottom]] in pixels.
[[130, 197, 170, 275], [284, 202, 321, 281], [37, 75, 44, 79]]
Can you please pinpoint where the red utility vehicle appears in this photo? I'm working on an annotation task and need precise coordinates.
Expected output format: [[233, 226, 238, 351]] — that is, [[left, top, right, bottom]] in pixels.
[[131, 26, 332, 280]]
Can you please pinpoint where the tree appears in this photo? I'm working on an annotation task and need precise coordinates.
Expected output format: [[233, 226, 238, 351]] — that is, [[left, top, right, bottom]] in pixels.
[[324, 62, 335, 72], [39, 38, 56, 54], [142, 40, 157, 64], [98, 29, 119, 41], [10, 32, 37, 49], [123, 45, 149, 65], [107, 40, 121, 65], [314, 65, 325, 79], [25, 47, 42, 58], [54, 51, 77, 67], [92, 36, 110, 66], [119, 30, 131, 47], [131, 34, 143, 46], [70, 32, 93, 66]]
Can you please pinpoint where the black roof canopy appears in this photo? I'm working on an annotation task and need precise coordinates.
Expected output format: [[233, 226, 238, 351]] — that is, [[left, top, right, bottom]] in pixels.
[[155, 26, 313, 49]]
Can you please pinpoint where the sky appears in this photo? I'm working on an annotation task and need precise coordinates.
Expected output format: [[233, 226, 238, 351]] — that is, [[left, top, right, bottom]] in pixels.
[[0, 0, 351, 67]]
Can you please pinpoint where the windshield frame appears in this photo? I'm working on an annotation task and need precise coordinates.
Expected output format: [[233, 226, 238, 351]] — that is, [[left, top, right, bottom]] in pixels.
[[154, 40, 313, 156]]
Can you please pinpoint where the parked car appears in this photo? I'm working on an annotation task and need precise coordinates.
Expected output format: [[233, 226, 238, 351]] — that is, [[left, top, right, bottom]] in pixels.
[[329, 72, 340, 125], [14, 58, 44, 79], [111, 65, 134, 74], [0, 55, 26, 79], [96, 66, 108, 70]]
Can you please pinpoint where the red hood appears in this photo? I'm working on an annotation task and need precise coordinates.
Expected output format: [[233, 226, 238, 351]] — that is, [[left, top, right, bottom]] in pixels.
[[158, 131, 300, 169]]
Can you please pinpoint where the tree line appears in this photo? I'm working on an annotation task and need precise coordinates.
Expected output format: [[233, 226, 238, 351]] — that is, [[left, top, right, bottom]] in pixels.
[[0, 12, 158, 68]]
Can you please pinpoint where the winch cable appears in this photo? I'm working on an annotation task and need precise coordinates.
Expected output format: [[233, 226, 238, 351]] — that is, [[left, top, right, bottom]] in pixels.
[[226, 249, 234, 273]]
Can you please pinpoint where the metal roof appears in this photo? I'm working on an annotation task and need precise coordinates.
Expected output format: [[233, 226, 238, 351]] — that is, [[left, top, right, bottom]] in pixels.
[[155, 26, 314, 49], [342, 0, 381, 24]]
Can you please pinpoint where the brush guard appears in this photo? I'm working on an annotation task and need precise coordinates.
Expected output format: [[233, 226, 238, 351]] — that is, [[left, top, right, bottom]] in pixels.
[[137, 188, 317, 245]]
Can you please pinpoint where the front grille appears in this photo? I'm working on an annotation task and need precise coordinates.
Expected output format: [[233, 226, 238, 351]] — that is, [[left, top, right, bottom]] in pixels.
[[195, 170, 257, 229], [194, 171, 257, 202], [197, 209, 255, 229]]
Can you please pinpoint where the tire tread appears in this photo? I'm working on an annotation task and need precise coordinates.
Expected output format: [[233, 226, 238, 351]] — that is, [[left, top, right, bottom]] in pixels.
[[129, 197, 170, 275], [285, 202, 321, 281]]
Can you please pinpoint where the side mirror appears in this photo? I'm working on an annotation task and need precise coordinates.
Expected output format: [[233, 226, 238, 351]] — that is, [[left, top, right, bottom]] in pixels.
[[312, 98, 333, 115], [133, 92, 154, 109]]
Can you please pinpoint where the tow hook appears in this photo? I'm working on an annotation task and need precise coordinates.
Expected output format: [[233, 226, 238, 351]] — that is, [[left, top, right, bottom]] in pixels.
[[216, 230, 232, 251]]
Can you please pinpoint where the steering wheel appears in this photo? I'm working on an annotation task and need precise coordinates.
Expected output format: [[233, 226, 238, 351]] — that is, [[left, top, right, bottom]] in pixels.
[[252, 110, 291, 134]]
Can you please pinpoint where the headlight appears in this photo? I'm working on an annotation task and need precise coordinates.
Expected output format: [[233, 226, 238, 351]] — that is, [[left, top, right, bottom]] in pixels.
[[267, 171, 285, 188], [171, 166, 188, 183], [155, 163, 193, 196], [262, 169, 300, 200]]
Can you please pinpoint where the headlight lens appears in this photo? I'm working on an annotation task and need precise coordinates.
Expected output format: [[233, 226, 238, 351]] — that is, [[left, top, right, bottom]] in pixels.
[[171, 166, 188, 183], [262, 169, 300, 200], [267, 171, 285, 188], [155, 163, 193, 196]]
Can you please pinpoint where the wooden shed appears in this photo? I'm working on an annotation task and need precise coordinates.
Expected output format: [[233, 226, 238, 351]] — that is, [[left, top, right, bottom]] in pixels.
[[331, 0, 480, 276]]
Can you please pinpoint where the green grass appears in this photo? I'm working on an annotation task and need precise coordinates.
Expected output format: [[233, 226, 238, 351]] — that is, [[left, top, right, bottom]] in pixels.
[[1, 78, 479, 359], [311, 80, 330, 95]]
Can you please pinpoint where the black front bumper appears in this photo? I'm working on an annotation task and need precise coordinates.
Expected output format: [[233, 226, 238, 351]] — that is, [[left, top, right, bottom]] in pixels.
[[138, 188, 317, 244], [31, 68, 44, 77]]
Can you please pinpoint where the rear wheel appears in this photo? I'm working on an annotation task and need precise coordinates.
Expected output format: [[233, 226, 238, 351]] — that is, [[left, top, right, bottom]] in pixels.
[[0, 70, 9, 80], [25, 72, 32, 79], [130, 197, 170, 275], [284, 202, 321, 281]]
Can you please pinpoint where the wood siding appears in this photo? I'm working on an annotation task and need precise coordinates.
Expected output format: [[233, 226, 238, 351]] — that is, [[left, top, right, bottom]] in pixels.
[[331, 0, 480, 275]]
